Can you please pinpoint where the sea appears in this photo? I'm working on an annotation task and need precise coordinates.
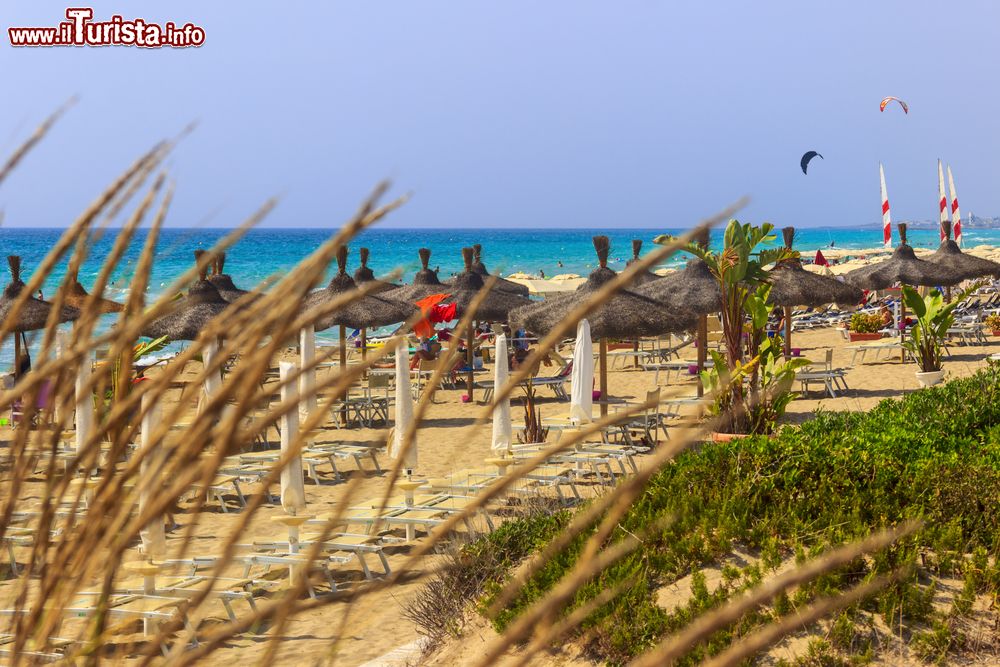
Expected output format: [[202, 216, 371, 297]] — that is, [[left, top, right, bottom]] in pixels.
[[2, 225, 999, 366]]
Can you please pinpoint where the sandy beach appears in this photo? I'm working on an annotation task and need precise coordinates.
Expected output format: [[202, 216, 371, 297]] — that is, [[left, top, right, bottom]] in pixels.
[[3, 320, 992, 665]]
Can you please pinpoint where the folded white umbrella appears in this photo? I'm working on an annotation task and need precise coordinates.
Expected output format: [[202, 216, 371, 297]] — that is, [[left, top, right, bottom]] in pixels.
[[279, 361, 306, 513], [74, 345, 93, 454], [491, 333, 512, 455], [138, 393, 166, 560], [202, 337, 223, 407], [390, 339, 418, 473], [299, 324, 318, 438], [569, 318, 594, 423]]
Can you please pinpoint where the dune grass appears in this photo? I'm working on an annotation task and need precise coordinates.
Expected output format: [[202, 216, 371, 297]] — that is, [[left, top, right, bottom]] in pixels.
[[464, 365, 1000, 664]]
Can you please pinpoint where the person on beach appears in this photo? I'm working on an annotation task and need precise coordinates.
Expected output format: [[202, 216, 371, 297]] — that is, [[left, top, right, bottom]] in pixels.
[[879, 306, 893, 328], [410, 336, 440, 369]]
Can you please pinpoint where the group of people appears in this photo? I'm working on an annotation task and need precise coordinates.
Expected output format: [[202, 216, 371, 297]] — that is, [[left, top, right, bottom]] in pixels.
[[408, 322, 533, 372]]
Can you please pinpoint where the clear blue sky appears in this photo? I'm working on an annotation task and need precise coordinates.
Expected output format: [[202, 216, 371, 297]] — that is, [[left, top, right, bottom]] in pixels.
[[1, 1, 998, 229]]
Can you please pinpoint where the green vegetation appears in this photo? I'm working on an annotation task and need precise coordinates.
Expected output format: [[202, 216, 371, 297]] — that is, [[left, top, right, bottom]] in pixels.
[[901, 285, 971, 373], [849, 312, 883, 334], [656, 220, 797, 435], [473, 363, 1000, 664]]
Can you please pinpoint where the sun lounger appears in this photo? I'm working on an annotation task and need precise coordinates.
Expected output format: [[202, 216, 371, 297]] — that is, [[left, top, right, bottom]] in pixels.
[[248, 531, 392, 580], [796, 350, 849, 398]]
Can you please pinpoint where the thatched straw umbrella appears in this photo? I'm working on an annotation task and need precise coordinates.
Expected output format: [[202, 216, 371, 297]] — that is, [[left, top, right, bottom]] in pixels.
[[0, 256, 80, 377], [845, 224, 965, 291], [469, 244, 530, 297], [207, 252, 255, 304], [447, 247, 532, 398], [926, 220, 1000, 284], [353, 247, 399, 294], [511, 236, 696, 414], [63, 268, 125, 315], [351, 247, 400, 357], [384, 248, 451, 303], [625, 240, 660, 286], [636, 231, 720, 396], [304, 246, 414, 380], [768, 227, 863, 357], [141, 251, 230, 341], [845, 223, 965, 361]]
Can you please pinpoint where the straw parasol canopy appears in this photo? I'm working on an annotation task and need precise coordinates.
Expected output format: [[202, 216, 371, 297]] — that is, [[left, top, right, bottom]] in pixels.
[[353, 247, 399, 294], [511, 236, 696, 339], [384, 248, 452, 303], [768, 227, 862, 307], [207, 252, 255, 304], [625, 240, 659, 285], [304, 246, 414, 331], [469, 244, 529, 296], [0, 255, 80, 331], [141, 251, 230, 341], [925, 220, 1000, 280], [447, 247, 533, 322], [636, 261, 721, 316], [64, 279, 124, 315], [845, 224, 965, 290]]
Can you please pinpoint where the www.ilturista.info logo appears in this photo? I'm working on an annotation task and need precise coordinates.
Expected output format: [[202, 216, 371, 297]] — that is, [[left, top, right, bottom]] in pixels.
[[8, 8, 205, 48]]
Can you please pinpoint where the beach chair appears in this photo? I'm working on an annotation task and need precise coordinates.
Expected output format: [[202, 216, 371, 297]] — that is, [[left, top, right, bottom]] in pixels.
[[622, 389, 672, 445], [529, 361, 572, 400], [252, 532, 392, 580], [512, 439, 625, 484], [0, 634, 75, 663], [796, 350, 849, 398]]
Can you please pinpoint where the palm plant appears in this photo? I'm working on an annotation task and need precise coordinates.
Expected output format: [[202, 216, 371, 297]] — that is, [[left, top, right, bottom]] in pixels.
[[660, 220, 796, 433], [900, 285, 969, 373]]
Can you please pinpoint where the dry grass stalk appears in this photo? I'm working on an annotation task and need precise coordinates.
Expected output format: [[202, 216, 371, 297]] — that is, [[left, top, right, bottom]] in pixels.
[[0, 127, 919, 667], [0, 97, 77, 189], [700, 569, 910, 667], [629, 521, 920, 666]]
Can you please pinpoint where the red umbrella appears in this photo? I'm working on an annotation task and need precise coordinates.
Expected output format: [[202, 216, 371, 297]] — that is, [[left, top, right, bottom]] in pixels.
[[814, 249, 829, 267], [413, 293, 451, 338]]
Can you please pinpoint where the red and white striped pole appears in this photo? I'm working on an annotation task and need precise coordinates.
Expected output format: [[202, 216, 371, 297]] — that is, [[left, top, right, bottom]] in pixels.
[[880, 163, 892, 248], [937, 160, 948, 243], [947, 165, 962, 248]]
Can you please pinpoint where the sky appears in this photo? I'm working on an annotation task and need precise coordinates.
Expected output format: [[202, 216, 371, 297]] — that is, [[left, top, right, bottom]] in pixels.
[[1, 1, 998, 230]]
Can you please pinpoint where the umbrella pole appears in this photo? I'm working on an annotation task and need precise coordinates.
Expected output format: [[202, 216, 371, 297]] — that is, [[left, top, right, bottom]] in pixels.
[[361, 329, 367, 362], [899, 294, 906, 363], [696, 315, 707, 398], [783, 306, 792, 359], [466, 320, 475, 400], [899, 299, 907, 363], [599, 338, 608, 417], [13, 332, 20, 379], [339, 324, 348, 424]]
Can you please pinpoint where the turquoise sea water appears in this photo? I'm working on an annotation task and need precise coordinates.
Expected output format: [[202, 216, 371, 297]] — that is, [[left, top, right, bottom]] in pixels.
[[2, 225, 998, 366]]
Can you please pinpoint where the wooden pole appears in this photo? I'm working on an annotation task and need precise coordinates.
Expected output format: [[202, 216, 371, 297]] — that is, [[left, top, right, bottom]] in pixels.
[[13, 332, 21, 379], [466, 320, 475, 400], [599, 338, 608, 417], [339, 324, 348, 424], [900, 295, 906, 363], [783, 306, 792, 359], [696, 315, 707, 398]]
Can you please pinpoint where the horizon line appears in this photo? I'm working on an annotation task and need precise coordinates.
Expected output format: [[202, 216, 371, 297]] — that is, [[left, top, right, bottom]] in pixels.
[[0, 223, 903, 231]]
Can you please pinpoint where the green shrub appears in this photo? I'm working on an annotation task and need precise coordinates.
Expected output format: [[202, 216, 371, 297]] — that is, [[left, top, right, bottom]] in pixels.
[[474, 363, 1000, 664], [849, 312, 883, 333]]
